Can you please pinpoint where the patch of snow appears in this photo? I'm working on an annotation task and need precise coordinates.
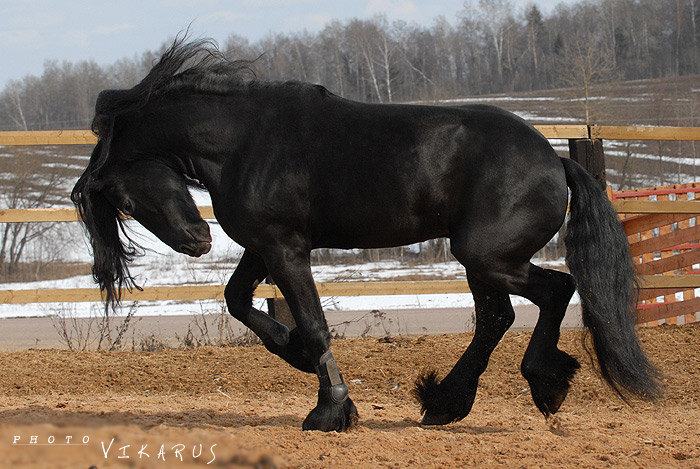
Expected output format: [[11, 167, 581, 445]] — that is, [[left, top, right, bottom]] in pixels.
[[432, 96, 559, 103], [0, 257, 573, 319], [605, 148, 699, 167]]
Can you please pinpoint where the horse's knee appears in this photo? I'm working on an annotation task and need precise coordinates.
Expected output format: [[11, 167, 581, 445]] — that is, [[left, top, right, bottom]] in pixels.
[[224, 280, 253, 320]]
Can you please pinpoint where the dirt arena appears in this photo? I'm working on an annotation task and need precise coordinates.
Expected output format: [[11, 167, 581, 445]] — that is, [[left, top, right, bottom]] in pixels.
[[0, 325, 697, 468]]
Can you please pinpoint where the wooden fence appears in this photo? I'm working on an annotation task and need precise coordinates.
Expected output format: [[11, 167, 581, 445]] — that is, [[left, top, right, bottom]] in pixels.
[[1, 125, 700, 325], [613, 183, 700, 326]]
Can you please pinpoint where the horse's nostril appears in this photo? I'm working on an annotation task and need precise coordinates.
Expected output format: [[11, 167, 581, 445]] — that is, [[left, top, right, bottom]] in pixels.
[[178, 240, 211, 257]]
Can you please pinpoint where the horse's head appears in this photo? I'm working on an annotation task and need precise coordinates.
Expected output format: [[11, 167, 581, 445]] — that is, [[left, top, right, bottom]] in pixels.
[[71, 109, 211, 309], [94, 151, 212, 257], [72, 35, 253, 309]]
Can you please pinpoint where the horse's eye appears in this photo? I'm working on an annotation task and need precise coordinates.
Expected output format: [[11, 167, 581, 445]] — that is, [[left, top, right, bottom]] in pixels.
[[123, 201, 134, 215]]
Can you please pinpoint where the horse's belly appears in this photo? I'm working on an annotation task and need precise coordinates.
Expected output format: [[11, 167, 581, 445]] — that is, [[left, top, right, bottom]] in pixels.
[[310, 209, 448, 249]]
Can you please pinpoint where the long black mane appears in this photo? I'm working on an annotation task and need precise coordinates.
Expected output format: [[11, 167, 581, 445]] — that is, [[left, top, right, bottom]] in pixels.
[[72, 34, 253, 311], [92, 33, 255, 138], [71, 141, 141, 311]]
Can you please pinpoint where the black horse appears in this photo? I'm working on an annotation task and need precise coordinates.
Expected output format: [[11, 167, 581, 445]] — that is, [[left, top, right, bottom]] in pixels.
[[72, 37, 661, 432]]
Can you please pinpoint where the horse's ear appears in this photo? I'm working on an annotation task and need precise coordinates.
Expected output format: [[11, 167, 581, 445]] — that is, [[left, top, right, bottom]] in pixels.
[[95, 89, 138, 114], [92, 89, 133, 141]]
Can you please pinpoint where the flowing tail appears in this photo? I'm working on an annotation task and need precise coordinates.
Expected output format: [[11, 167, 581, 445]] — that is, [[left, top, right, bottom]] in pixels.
[[561, 157, 662, 400]]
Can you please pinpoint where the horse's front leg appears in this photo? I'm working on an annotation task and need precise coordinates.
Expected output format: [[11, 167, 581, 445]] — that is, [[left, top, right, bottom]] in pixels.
[[261, 243, 358, 432], [225, 249, 316, 373]]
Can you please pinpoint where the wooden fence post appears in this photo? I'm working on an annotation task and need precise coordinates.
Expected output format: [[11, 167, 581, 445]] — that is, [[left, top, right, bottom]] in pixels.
[[568, 136, 606, 189], [265, 279, 297, 330]]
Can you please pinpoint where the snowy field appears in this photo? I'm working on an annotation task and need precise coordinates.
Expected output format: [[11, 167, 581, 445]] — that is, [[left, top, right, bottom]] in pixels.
[[0, 198, 577, 319]]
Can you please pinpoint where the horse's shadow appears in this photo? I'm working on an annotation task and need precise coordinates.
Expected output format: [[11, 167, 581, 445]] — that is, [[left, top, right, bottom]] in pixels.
[[360, 417, 511, 435], [0, 406, 512, 435], [0, 405, 304, 430]]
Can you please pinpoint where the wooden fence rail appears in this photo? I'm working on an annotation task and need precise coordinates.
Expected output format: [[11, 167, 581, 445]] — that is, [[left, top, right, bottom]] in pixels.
[[613, 182, 700, 326], [1, 125, 700, 325], [0, 206, 216, 223], [2, 126, 699, 145], [0, 280, 470, 304], [2, 200, 699, 224], [0, 275, 692, 305]]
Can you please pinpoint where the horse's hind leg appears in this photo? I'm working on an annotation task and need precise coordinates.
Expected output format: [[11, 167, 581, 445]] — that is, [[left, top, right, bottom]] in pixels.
[[518, 265, 580, 417], [461, 260, 580, 417], [416, 276, 514, 425]]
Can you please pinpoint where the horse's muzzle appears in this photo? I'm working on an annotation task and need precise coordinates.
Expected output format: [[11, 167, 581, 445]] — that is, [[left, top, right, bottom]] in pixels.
[[179, 224, 212, 257], [180, 227, 212, 256], [178, 240, 212, 257]]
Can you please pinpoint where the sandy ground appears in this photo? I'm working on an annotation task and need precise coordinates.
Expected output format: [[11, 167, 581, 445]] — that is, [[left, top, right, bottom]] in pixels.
[[0, 325, 697, 468], [0, 305, 583, 350]]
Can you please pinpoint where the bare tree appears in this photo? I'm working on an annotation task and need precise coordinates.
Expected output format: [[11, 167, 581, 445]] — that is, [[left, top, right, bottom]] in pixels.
[[0, 149, 64, 279], [557, 33, 616, 124], [461, 0, 515, 89], [5, 81, 29, 131], [347, 19, 385, 102], [1, 0, 696, 126]]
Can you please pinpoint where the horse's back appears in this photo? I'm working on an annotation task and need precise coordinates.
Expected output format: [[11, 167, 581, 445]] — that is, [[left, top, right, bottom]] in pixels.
[[302, 98, 567, 249]]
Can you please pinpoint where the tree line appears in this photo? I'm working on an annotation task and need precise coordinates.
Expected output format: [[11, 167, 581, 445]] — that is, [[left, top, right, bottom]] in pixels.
[[1, 0, 698, 131]]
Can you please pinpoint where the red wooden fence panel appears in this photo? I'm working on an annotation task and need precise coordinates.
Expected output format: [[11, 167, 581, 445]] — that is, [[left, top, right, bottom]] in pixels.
[[612, 183, 700, 326]]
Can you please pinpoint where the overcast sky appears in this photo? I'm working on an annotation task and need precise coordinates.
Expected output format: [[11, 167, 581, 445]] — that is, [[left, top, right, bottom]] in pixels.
[[0, 0, 577, 88]]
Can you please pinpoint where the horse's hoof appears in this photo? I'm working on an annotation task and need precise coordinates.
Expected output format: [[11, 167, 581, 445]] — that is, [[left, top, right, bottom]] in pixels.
[[420, 410, 455, 426], [530, 381, 569, 417], [302, 395, 358, 432], [522, 349, 580, 417], [414, 369, 476, 425]]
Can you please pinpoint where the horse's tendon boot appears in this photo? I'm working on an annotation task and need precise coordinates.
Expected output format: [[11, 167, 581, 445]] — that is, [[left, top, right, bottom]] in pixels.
[[315, 350, 349, 403]]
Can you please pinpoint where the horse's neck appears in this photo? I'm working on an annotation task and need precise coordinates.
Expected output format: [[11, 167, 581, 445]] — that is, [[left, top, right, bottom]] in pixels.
[[190, 155, 224, 199], [165, 94, 244, 196]]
